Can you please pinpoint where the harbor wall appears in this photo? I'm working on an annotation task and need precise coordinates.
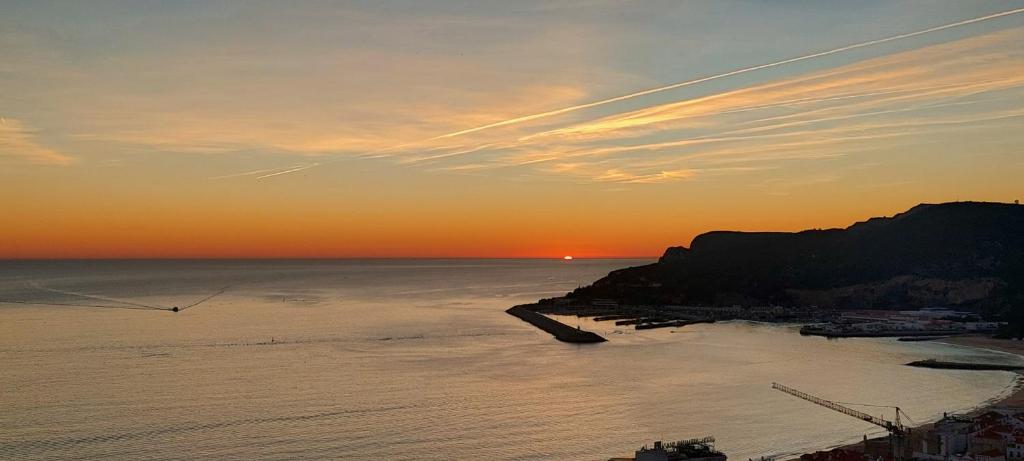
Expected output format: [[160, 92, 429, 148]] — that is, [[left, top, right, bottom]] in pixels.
[[506, 305, 607, 343]]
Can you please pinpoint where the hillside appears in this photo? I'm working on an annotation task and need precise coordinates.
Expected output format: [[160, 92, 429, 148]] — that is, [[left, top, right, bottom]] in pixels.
[[567, 202, 1024, 316]]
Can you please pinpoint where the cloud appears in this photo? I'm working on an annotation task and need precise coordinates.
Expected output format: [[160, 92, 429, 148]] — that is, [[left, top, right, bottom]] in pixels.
[[204, 8, 1024, 180], [522, 29, 1024, 144], [69, 83, 589, 160], [403, 25, 1024, 183], [11, 5, 1022, 186], [422, 6, 1024, 141], [0, 118, 73, 165]]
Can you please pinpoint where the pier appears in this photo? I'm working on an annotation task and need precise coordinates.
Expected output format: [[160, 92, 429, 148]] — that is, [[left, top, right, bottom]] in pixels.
[[506, 305, 607, 343]]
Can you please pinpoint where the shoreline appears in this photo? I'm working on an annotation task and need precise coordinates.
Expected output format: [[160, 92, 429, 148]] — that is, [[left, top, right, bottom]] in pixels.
[[514, 314, 1024, 459], [822, 335, 1024, 457], [938, 335, 1024, 408]]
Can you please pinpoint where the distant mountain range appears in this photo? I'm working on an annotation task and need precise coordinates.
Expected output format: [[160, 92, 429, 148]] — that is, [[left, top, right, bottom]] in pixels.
[[568, 202, 1024, 316]]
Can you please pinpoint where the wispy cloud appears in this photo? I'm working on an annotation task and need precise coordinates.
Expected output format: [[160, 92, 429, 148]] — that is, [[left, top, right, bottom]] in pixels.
[[19, 5, 1023, 187], [422, 6, 1024, 141], [0, 117, 73, 166], [403, 25, 1024, 183], [69, 83, 588, 160], [202, 6, 1024, 181]]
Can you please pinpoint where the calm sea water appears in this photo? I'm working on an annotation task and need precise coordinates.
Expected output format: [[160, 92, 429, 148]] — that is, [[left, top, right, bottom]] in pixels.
[[0, 259, 1020, 460]]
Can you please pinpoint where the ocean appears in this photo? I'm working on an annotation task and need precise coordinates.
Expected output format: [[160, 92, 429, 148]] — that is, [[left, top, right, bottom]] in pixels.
[[0, 259, 1020, 460]]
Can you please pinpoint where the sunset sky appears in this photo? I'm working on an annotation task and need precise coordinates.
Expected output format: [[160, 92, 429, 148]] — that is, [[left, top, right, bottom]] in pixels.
[[2, 1, 1023, 258]]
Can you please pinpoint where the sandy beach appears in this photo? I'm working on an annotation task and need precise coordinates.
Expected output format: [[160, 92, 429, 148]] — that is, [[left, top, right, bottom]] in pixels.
[[940, 335, 1024, 407], [823, 335, 1024, 458]]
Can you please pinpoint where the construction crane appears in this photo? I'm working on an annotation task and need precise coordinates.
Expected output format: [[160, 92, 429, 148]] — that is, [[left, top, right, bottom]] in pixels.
[[772, 382, 908, 461]]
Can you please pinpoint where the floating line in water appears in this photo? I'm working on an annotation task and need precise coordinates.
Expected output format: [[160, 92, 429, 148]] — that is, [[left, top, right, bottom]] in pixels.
[[30, 283, 166, 310], [175, 285, 230, 311], [0, 299, 164, 311], [1, 284, 233, 312]]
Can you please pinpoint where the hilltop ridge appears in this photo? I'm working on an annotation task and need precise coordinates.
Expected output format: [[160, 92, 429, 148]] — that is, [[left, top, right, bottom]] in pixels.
[[567, 202, 1024, 317]]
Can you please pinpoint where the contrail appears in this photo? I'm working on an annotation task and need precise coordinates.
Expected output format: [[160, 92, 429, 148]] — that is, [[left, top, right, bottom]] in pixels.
[[256, 163, 320, 179], [251, 6, 1024, 180], [428, 7, 1024, 141], [209, 167, 287, 180]]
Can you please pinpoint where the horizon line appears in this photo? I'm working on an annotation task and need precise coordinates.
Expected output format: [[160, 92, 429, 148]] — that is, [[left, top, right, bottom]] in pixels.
[[0, 256, 661, 262]]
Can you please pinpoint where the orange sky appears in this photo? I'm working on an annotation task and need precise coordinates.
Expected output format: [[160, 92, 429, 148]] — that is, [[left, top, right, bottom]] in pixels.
[[3, 162, 1019, 258], [2, 3, 1023, 258]]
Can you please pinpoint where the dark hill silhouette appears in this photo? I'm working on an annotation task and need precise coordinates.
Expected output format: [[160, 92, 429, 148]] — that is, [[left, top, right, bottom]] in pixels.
[[568, 202, 1024, 318]]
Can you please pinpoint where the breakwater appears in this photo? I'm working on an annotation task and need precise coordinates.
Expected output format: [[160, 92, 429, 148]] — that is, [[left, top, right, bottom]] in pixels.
[[897, 336, 949, 342], [636, 319, 715, 330], [906, 359, 1024, 371], [800, 327, 968, 338], [506, 305, 607, 343]]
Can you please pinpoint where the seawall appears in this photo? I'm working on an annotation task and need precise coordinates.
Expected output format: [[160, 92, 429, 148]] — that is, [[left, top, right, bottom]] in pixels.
[[506, 305, 607, 343], [800, 327, 970, 338], [906, 359, 1024, 371]]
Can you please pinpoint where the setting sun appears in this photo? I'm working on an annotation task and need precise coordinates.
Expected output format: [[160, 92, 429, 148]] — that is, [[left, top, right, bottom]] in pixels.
[[563, 255, 574, 260]]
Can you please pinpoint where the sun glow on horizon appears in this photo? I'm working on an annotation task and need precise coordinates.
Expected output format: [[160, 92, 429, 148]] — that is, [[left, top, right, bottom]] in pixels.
[[1, 3, 1023, 259]]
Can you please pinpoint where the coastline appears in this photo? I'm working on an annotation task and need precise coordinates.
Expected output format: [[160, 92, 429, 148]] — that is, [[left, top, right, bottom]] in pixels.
[[938, 335, 1024, 408], [822, 335, 1024, 457]]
